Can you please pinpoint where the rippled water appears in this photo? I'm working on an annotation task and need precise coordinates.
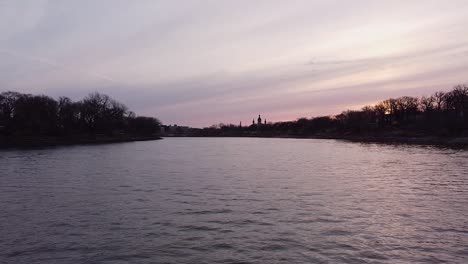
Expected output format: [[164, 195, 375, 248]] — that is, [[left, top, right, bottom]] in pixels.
[[1, 138, 468, 263]]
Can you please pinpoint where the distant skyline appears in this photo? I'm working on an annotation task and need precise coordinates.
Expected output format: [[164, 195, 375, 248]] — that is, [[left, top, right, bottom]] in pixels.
[[1, 0, 468, 127]]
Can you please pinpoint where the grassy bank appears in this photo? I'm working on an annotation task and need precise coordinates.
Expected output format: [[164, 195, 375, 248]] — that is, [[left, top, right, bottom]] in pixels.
[[0, 135, 162, 149]]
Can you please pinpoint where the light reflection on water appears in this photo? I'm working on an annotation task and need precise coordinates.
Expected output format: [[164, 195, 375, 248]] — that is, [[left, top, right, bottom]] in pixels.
[[1, 138, 468, 263]]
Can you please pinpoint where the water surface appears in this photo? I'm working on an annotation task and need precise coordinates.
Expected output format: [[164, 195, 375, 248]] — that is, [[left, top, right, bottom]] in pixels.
[[1, 138, 468, 263]]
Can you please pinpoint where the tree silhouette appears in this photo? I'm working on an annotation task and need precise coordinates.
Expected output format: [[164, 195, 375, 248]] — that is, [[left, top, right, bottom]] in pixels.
[[188, 84, 468, 139], [0, 91, 161, 143]]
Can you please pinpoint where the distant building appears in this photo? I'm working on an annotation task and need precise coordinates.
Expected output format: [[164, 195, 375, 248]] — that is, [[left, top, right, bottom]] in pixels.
[[252, 114, 267, 128], [250, 115, 266, 128], [160, 124, 190, 136]]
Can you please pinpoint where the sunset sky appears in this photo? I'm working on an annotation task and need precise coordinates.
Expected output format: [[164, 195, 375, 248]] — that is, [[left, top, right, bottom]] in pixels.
[[1, 0, 468, 127]]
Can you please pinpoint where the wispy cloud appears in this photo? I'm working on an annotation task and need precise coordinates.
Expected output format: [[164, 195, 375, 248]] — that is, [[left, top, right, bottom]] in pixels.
[[0, 49, 115, 83], [1, 0, 468, 126]]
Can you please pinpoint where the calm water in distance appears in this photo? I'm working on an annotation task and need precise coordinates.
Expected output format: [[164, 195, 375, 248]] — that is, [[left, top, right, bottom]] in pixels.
[[1, 138, 468, 264]]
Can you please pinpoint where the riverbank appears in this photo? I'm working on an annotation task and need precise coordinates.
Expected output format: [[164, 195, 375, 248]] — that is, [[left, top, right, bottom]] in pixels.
[[0, 135, 162, 149], [319, 135, 468, 148], [276, 135, 468, 148], [170, 134, 468, 148]]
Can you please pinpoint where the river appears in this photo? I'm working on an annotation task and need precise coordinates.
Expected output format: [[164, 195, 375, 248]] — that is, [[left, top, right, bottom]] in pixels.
[[1, 138, 467, 263]]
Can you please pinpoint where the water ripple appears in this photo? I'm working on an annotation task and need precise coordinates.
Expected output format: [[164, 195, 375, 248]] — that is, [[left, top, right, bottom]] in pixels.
[[1, 138, 468, 263]]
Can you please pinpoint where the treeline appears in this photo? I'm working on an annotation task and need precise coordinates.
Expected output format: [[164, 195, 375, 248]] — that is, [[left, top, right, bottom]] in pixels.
[[190, 84, 468, 138], [0, 91, 161, 139]]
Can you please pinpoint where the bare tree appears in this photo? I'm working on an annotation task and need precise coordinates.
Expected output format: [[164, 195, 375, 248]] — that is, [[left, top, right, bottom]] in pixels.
[[419, 95, 435, 112], [433, 91, 446, 111]]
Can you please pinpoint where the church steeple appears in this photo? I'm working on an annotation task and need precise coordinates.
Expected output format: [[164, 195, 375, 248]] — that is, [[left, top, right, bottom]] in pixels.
[[257, 114, 262, 125]]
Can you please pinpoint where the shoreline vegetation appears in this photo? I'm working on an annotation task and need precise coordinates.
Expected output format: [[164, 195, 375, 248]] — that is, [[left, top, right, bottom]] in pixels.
[[0, 91, 161, 148], [165, 84, 468, 148], [0, 135, 162, 149], [2, 84, 468, 148]]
